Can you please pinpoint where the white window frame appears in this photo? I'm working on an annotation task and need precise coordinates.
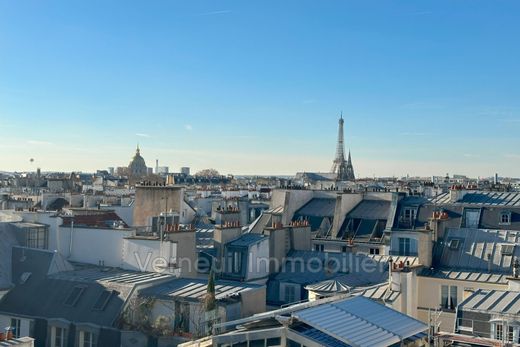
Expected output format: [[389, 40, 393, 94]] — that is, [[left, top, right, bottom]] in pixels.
[[79, 331, 97, 347], [440, 285, 458, 310], [283, 284, 298, 304], [51, 326, 67, 347], [500, 212, 511, 225], [232, 251, 241, 273], [403, 208, 416, 222], [10, 318, 21, 338]]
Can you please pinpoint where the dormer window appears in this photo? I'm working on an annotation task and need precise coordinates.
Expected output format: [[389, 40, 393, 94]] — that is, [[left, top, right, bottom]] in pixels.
[[500, 211, 511, 225], [448, 239, 460, 250], [502, 244, 514, 256], [403, 208, 417, 221]]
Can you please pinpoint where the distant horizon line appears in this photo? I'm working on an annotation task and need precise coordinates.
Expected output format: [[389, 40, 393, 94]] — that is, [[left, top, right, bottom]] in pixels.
[[0, 169, 514, 181]]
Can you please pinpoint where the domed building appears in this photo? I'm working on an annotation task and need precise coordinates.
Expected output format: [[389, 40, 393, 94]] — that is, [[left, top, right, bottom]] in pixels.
[[128, 145, 148, 177]]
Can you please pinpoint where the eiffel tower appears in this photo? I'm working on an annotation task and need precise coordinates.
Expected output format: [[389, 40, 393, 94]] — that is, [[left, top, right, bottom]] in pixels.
[[331, 114, 355, 181]]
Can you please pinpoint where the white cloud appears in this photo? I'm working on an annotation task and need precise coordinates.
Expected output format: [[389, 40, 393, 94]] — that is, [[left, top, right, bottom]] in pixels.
[[27, 140, 52, 145], [136, 133, 150, 137], [185, 124, 193, 131], [196, 10, 231, 16]]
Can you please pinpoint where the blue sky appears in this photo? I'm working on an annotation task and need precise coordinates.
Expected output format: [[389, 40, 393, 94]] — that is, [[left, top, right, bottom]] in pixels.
[[1, 1, 519, 177]]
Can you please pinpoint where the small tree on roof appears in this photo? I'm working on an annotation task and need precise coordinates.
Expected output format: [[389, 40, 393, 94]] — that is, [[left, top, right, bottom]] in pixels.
[[205, 268, 216, 311], [203, 268, 217, 335]]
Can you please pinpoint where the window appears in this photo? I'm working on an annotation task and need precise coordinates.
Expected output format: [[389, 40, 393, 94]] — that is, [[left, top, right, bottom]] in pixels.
[[315, 244, 324, 252], [26, 226, 48, 249], [64, 286, 85, 307], [51, 326, 67, 347], [92, 291, 113, 311], [403, 208, 416, 222], [341, 246, 347, 253], [448, 239, 460, 250], [399, 238, 411, 256], [231, 251, 242, 273], [496, 324, 503, 341], [464, 209, 480, 228], [370, 248, 380, 255], [394, 237, 417, 256], [500, 212, 511, 225], [441, 285, 458, 310], [80, 331, 97, 347], [249, 340, 265, 347], [284, 285, 297, 303], [10, 318, 21, 338], [502, 244, 515, 256]]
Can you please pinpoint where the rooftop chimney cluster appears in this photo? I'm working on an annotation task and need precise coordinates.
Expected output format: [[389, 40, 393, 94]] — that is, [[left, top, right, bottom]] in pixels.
[[289, 220, 310, 227], [450, 184, 477, 190], [271, 221, 284, 229], [0, 327, 14, 342], [432, 211, 449, 220], [138, 181, 168, 187], [391, 260, 411, 271], [164, 223, 193, 232], [217, 205, 240, 213], [220, 220, 240, 228]]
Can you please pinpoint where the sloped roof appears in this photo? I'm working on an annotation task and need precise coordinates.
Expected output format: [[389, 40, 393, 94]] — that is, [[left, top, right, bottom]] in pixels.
[[0, 225, 19, 289], [433, 228, 520, 273], [431, 191, 520, 206], [295, 198, 336, 218], [274, 251, 417, 287], [413, 203, 520, 231], [292, 324, 350, 347], [293, 296, 427, 347], [0, 248, 170, 327], [140, 278, 263, 302], [419, 268, 509, 284], [347, 199, 391, 220], [196, 228, 214, 249], [47, 197, 69, 211], [459, 289, 520, 315], [266, 206, 284, 214], [227, 233, 267, 248], [305, 277, 351, 293]]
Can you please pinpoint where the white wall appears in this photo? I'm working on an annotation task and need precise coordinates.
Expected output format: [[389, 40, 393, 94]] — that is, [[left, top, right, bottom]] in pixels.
[[122, 238, 179, 274], [416, 276, 508, 332], [180, 200, 196, 225], [65, 227, 134, 266], [246, 239, 270, 282]]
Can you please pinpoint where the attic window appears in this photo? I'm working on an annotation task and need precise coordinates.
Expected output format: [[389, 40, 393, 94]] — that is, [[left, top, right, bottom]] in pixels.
[[92, 290, 114, 311], [500, 212, 512, 225], [64, 286, 86, 307], [502, 244, 515, 256], [448, 239, 460, 250]]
